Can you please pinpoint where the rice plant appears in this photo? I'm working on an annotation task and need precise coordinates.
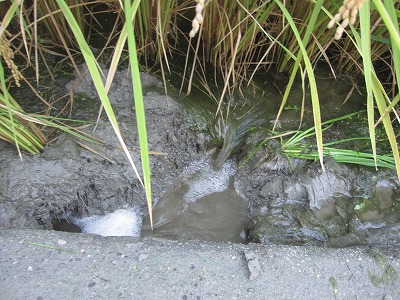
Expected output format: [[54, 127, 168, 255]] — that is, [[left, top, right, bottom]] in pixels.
[[182, 0, 398, 177]]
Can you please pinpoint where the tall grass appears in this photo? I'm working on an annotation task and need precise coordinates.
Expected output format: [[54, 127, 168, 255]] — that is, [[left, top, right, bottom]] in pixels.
[[123, 0, 153, 228], [186, 0, 399, 180]]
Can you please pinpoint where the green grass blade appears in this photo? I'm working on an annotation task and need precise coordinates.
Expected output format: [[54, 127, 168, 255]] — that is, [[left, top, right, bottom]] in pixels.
[[373, 0, 400, 54], [95, 0, 142, 128], [0, 1, 20, 38], [0, 118, 37, 154], [373, 0, 400, 123], [357, 2, 377, 169], [0, 2, 23, 157], [371, 75, 400, 181], [274, 0, 324, 171], [124, 0, 153, 229], [354, 1, 400, 181], [27, 241, 76, 254], [0, 61, 22, 157]]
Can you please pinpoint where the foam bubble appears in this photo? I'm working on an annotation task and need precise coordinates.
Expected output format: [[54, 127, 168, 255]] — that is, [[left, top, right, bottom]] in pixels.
[[72, 209, 142, 237], [183, 159, 236, 202]]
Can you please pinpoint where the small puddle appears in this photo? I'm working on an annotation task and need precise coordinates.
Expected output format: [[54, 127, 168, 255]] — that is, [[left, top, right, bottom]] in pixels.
[[142, 160, 248, 243]]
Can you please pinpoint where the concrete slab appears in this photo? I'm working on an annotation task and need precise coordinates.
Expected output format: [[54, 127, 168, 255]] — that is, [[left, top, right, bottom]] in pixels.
[[0, 229, 399, 299]]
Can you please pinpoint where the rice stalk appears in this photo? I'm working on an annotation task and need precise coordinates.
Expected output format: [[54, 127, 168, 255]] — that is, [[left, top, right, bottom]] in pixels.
[[0, 81, 98, 156], [352, 1, 400, 181], [330, 0, 400, 85], [123, 0, 153, 229], [272, 0, 325, 131], [272, 0, 325, 170], [0, 2, 46, 156], [0, 101, 98, 143], [36, 0, 84, 49], [274, 0, 336, 73]]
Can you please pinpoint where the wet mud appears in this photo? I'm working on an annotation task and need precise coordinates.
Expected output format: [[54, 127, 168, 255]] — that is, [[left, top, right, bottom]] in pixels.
[[1, 66, 399, 251]]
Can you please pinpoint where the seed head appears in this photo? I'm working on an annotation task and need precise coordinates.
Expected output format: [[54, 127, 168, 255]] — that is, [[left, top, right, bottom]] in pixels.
[[327, 0, 365, 40], [0, 31, 22, 87]]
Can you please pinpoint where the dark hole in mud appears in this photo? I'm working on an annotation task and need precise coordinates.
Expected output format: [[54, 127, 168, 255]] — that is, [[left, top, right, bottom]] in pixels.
[[52, 218, 81, 233]]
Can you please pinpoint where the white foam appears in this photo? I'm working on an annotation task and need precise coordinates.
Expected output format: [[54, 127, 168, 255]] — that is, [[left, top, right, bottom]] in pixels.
[[183, 159, 236, 202], [73, 209, 142, 237]]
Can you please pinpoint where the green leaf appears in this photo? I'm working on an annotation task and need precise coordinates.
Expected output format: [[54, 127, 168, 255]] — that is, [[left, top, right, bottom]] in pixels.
[[124, 0, 153, 229]]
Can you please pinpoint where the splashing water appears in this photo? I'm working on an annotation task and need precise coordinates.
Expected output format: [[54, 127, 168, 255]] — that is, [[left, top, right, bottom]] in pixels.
[[214, 110, 267, 170], [66, 209, 142, 237]]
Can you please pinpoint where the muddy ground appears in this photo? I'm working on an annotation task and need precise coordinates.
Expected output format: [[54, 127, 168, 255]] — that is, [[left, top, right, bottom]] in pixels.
[[1, 66, 399, 248], [1, 67, 400, 298]]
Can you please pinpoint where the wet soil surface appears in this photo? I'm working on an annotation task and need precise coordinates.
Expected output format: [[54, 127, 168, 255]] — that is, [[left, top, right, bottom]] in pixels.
[[1, 66, 399, 249]]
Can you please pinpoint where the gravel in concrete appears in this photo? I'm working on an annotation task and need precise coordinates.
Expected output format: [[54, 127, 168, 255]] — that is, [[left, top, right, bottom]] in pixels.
[[1, 229, 399, 299]]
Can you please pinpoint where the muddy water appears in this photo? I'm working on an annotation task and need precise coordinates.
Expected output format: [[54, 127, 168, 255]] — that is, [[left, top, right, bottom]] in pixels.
[[142, 159, 248, 243]]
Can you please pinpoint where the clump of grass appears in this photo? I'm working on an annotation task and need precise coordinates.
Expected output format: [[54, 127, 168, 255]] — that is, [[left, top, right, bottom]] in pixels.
[[0, 1, 95, 156], [0, 95, 46, 155], [0, 2, 45, 156], [244, 111, 396, 170]]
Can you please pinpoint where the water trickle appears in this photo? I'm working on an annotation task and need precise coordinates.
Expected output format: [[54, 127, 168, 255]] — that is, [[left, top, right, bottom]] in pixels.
[[183, 159, 236, 202]]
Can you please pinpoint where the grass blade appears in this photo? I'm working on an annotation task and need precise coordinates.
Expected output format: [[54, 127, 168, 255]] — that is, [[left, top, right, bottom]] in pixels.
[[274, 0, 324, 171], [124, 0, 153, 229], [0, 59, 22, 157], [357, 1, 377, 169]]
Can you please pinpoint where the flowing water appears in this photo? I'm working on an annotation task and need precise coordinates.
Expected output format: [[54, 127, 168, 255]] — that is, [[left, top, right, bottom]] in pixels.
[[213, 107, 269, 169], [52, 159, 248, 243], [142, 159, 248, 243]]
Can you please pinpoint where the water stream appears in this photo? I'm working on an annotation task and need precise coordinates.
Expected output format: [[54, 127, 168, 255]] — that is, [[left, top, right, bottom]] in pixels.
[[142, 159, 248, 243]]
